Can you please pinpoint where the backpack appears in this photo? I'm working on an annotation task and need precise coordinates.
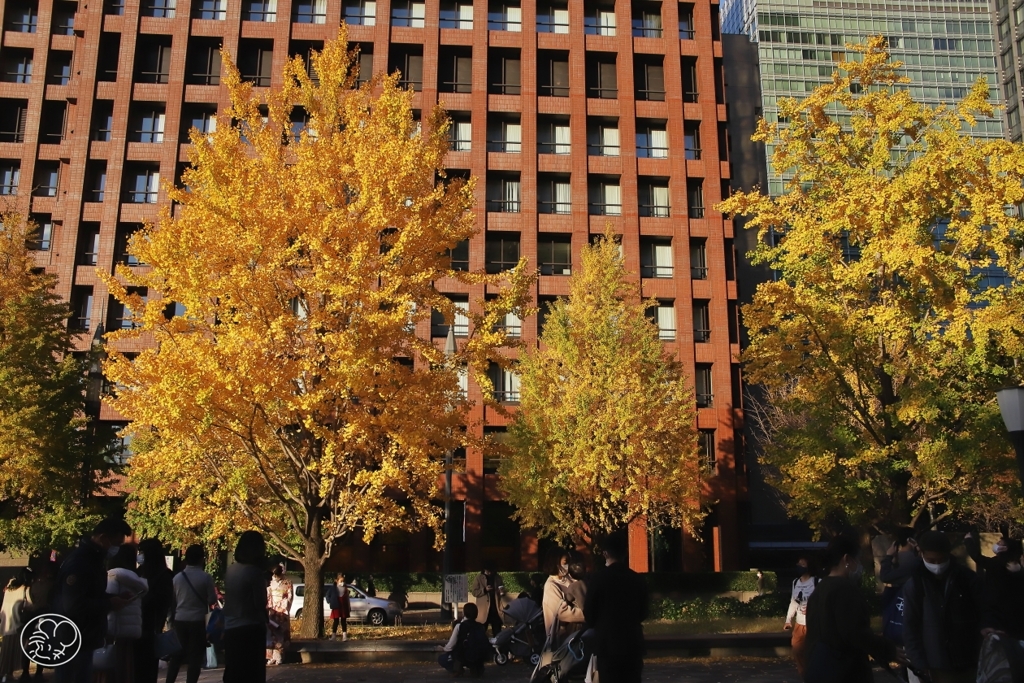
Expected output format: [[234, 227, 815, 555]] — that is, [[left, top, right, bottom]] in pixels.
[[881, 583, 906, 644], [456, 620, 490, 665]]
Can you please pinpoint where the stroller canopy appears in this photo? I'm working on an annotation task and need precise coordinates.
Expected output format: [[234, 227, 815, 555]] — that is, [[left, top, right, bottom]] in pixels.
[[504, 597, 543, 625]]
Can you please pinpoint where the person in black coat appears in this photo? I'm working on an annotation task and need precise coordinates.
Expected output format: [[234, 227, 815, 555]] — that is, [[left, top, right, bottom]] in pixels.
[[54, 518, 134, 683], [981, 539, 1024, 639], [135, 539, 174, 683], [583, 530, 649, 683]]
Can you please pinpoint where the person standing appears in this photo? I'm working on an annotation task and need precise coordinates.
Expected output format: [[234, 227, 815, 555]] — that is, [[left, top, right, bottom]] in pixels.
[[54, 517, 134, 683], [136, 539, 173, 683], [583, 531, 649, 683], [542, 551, 586, 646], [804, 532, 896, 683], [784, 555, 817, 677], [265, 565, 292, 666], [222, 531, 268, 683], [0, 570, 31, 682], [166, 545, 217, 683], [902, 531, 981, 683], [471, 564, 506, 638], [22, 561, 55, 681], [106, 544, 149, 683], [325, 574, 349, 641]]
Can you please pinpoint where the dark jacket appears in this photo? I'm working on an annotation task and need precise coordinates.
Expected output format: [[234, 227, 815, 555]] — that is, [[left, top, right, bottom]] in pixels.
[[981, 564, 1024, 639], [325, 584, 341, 611], [902, 563, 981, 674], [804, 576, 893, 683], [583, 561, 648, 665], [53, 537, 113, 649], [879, 550, 921, 588], [140, 566, 174, 636]]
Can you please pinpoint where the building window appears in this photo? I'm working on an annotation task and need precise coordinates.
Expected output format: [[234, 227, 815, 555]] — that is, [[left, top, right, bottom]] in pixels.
[[124, 165, 160, 204], [450, 115, 472, 152], [485, 232, 520, 273], [647, 300, 676, 341], [537, 295, 557, 336], [92, 102, 114, 141], [690, 238, 707, 279], [584, 1, 616, 35], [588, 177, 621, 216], [104, 0, 125, 15], [487, 116, 522, 153], [97, 33, 120, 82], [537, 1, 569, 32], [632, 1, 662, 37], [244, 0, 277, 21], [431, 296, 469, 337], [679, 2, 694, 38], [488, 1, 521, 30], [538, 175, 571, 215], [699, 429, 716, 469], [181, 104, 218, 142], [0, 100, 29, 142], [343, 0, 375, 24], [186, 40, 224, 85], [447, 239, 470, 270], [27, 214, 53, 251], [635, 56, 665, 101], [85, 162, 107, 203], [33, 162, 59, 197], [76, 224, 101, 265], [586, 54, 618, 99], [682, 57, 698, 103], [141, 0, 175, 18], [193, 0, 226, 19], [636, 121, 668, 158], [115, 224, 144, 266], [355, 48, 373, 86], [537, 234, 572, 275], [6, 0, 38, 32], [39, 101, 67, 143], [639, 179, 670, 218], [494, 309, 522, 338], [392, 0, 425, 26], [640, 237, 672, 278], [687, 180, 705, 218], [69, 287, 94, 331], [238, 40, 273, 87], [130, 104, 166, 143], [488, 363, 521, 403], [693, 300, 710, 342], [684, 122, 702, 160], [52, 1, 76, 34], [439, 47, 473, 93], [486, 175, 521, 213], [537, 116, 570, 154], [108, 288, 147, 330], [293, 0, 325, 22], [1, 49, 33, 83], [538, 51, 570, 97], [587, 118, 619, 156], [933, 38, 956, 50], [136, 39, 172, 84], [389, 47, 423, 90], [488, 48, 521, 95], [695, 363, 713, 407], [0, 162, 20, 195], [47, 51, 73, 85], [440, 0, 473, 28]]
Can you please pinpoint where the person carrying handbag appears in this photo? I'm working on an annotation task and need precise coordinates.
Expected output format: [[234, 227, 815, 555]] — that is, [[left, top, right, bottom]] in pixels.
[[166, 546, 217, 683]]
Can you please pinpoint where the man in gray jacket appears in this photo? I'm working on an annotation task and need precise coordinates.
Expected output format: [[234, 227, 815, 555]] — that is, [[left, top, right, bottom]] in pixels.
[[902, 531, 981, 683]]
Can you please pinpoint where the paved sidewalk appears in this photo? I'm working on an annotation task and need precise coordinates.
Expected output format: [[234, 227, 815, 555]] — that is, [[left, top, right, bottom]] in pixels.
[[191, 656, 894, 682]]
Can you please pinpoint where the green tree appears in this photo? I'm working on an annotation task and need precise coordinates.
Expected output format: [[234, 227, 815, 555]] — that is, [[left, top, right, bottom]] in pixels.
[[0, 212, 114, 553], [718, 38, 1024, 531], [500, 232, 704, 545]]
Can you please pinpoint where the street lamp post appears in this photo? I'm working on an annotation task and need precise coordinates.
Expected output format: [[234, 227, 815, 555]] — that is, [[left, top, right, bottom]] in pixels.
[[442, 325, 457, 619], [996, 386, 1024, 486]]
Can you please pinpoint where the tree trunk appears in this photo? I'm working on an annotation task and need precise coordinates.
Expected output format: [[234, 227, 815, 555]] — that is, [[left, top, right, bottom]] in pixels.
[[299, 531, 325, 639], [890, 471, 912, 526]]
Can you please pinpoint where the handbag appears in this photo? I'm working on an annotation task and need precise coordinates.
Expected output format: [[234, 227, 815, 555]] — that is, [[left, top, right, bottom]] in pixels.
[[204, 644, 218, 669], [154, 628, 183, 660], [92, 643, 116, 670]]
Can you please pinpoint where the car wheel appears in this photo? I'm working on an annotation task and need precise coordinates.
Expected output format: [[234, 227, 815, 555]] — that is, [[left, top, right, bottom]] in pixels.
[[367, 608, 387, 626], [494, 652, 509, 666], [295, 608, 303, 619]]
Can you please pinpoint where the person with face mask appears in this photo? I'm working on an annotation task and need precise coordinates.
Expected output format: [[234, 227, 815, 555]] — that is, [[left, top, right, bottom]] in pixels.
[[54, 517, 134, 683], [901, 531, 981, 683], [804, 531, 897, 683], [542, 550, 586, 645], [470, 563, 506, 638], [979, 539, 1024, 671], [784, 555, 817, 677]]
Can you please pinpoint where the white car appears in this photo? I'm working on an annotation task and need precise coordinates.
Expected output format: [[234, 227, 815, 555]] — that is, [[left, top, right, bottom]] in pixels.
[[289, 584, 402, 626]]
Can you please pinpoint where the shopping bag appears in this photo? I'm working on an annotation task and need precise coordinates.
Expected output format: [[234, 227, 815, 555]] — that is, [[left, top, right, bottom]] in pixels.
[[92, 644, 116, 670], [204, 644, 218, 669], [154, 629, 183, 660]]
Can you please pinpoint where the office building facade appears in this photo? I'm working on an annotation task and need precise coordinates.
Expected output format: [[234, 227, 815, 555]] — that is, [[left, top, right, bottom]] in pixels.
[[994, 0, 1024, 140], [0, 0, 746, 571]]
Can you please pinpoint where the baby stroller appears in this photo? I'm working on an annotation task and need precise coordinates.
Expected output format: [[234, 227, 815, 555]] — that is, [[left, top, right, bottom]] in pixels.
[[493, 597, 545, 666], [530, 606, 593, 683]]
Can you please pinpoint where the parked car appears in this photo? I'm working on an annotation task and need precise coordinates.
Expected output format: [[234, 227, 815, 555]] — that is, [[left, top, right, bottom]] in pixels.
[[290, 583, 402, 626]]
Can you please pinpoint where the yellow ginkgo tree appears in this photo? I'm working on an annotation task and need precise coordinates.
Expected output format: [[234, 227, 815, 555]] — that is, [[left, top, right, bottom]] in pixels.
[[719, 38, 1024, 532], [102, 31, 532, 636]]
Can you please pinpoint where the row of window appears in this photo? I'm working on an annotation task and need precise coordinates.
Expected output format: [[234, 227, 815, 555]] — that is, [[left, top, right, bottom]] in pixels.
[[5, 0, 77, 33], [757, 12, 993, 36], [0, 160, 157, 202]]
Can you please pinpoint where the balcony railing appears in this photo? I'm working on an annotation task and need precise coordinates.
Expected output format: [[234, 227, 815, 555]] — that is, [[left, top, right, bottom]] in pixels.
[[538, 200, 571, 215], [641, 265, 673, 278], [691, 265, 708, 279], [685, 146, 702, 160], [589, 201, 621, 216], [694, 327, 711, 343], [486, 198, 521, 213], [640, 203, 670, 218], [486, 139, 521, 153], [696, 392, 713, 408]]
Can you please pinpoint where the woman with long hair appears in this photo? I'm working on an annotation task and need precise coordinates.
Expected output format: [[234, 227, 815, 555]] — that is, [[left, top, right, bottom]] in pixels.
[[265, 565, 292, 666], [222, 531, 268, 683], [0, 569, 31, 682], [541, 549, 586, 646]]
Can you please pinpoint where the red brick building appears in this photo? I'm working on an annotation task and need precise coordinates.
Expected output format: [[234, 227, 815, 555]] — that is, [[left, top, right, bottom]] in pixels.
[[0, 0, 746, 571]]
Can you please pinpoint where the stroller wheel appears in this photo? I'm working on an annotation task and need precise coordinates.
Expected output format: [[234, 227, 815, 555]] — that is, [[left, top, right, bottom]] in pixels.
[[494, 652, 509, 666], [530, 653, 540, 666]]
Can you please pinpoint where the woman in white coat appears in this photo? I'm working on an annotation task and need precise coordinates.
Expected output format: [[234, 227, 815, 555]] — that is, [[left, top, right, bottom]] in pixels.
[[0, 569, 31, 682], [106, 543, 148, 683]]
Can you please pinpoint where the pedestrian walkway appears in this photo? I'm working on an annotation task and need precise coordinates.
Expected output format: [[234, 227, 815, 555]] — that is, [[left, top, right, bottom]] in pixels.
[[193, 656, 894, 682]]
